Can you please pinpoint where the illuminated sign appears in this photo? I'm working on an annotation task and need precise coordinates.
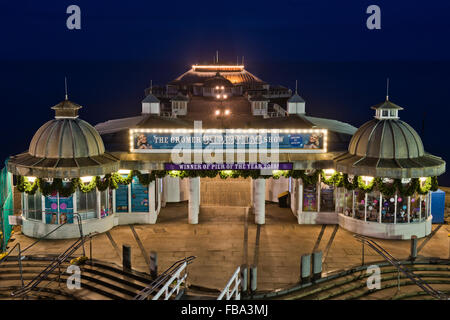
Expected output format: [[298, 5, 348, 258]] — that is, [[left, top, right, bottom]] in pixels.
[[129, 129, 327, 153]]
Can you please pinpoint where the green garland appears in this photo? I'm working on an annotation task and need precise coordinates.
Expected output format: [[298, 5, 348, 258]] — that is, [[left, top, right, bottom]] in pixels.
[[15, 169, 440, 197]]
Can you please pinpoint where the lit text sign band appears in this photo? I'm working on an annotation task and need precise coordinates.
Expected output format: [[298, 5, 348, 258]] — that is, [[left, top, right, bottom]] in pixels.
[[129, 129, 327, 154], [164, 163, 293, 170]]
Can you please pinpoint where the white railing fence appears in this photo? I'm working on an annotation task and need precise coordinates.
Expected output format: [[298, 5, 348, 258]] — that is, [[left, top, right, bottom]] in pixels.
[[152, 261, 188, 300], [217, 266, 241, 300]]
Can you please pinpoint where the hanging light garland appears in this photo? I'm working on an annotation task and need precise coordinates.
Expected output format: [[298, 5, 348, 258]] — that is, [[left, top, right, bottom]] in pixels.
[[15, 170, 439, 197]]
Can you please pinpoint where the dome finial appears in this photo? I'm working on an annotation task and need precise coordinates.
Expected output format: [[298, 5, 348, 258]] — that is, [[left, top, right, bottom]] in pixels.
[[65, 76, 68, 100], [386, 77, 389, 101], [295, 80, 298, 94]]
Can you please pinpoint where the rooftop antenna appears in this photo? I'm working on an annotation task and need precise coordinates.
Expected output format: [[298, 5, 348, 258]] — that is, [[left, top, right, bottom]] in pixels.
[[295, 80, 298, 94], [386, 78, 389, 101], [64, 77, 68, 100], [150, 80, 153, 94]]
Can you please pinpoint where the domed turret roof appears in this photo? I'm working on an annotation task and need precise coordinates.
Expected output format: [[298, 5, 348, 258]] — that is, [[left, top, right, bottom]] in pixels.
[[8, 98, 119, 178], [335, 99, 445, 178], [348, 118, 424, 159], [29, 118, 105, 158]]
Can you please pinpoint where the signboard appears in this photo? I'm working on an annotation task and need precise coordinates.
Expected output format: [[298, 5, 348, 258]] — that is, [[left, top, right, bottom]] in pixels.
[[164, 163, 293, 170], [130, 130, 326, 153], [131, 177, 149, 212], [115, 184, 129, 213]]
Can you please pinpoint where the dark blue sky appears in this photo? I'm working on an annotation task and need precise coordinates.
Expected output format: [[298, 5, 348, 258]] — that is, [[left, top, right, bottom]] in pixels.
[[1, 1, 450, 183], [2, 0, 450, 62]]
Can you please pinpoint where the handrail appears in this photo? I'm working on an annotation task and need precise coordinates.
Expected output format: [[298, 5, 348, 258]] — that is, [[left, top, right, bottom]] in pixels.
[[134, 256, 196, 300], [0, 242, 24, 289], [217, 266, 241, 300], [9, 213, 86, 297], [152, 261, 188, 300], [354, 234, 448, 300]]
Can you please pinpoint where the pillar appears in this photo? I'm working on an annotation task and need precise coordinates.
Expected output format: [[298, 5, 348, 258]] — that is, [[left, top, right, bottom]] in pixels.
[[300, 254, 311, 283], [253, 178, 265, 225], [312, 251, 323, 280], [188, 177, 200, 224], [250, 265, 257, 292], [410, 235, 418, 261], [149, 251, 158, 279], [149, 180, 156, 214], [122, 244, 132, 271]]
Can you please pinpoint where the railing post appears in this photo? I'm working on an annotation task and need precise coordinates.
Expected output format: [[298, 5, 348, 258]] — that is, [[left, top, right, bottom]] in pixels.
[[250, 265, 257, 293], [150, 251, 158, 279], [300, 254, 311, 283], [122, 244, 132, 271], [312, 251, 322, 281], [240, 264, 248, 294], [410, 235, 418, 261]]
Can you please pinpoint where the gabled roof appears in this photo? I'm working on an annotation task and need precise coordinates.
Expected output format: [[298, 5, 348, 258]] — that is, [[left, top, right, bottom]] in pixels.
[[142, 94, 160, 103], [288, 93, 305, 103], [370, 99, 404, 110]]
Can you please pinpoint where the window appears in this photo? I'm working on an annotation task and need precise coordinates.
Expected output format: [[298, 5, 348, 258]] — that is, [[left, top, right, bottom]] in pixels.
[[382, 110, 388, 117], [381, 195, 396, 223], [100, 190, 109, 218], [390, 110, 397, 117], [397, 195, 408, 223], [354, 191, 365, 220], [320, 183, 335, 212], [77, 191, 97, 220], [366, 191, 380, 222], [303, 184, 317, 212], [26, 191, 42, 221]]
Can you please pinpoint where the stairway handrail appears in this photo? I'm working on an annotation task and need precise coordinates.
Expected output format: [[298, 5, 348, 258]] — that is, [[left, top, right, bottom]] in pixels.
[[354, 234, 448, 300], [134, 256, 196, 300]]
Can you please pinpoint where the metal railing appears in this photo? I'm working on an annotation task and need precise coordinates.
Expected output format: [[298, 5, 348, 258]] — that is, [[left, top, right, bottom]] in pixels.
[[0, 242, 24, 289], [134, 256, 196, 300], [354, 234, 448, 300], [217, 266, 241, 300], [7, 213, 86, 298], [152, 261, 188, 300]]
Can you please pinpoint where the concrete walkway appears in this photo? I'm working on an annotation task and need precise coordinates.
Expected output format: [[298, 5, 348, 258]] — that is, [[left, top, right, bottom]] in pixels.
[[11, 203, 450, 291]]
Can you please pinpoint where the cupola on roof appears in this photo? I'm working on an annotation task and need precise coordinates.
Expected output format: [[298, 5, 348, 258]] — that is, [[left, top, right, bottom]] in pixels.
[[8, 95, 119, 178]]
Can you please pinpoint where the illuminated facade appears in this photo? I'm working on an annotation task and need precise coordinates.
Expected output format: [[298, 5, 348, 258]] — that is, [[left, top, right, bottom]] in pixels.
[[8, 61, 445, 240]]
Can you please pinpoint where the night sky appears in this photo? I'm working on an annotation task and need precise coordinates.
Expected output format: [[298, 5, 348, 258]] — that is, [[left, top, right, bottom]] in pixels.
[[1, 1, 450, 183]]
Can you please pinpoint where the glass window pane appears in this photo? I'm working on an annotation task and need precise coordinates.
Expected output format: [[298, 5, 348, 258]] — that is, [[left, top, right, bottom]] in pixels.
[[381, 195, 396, 223], [397, 195, 408, 223], [303, 184, 317, 212], [45, 192, 58, 224], [100, 190, 109, 218], [354, 191, 365, 220], [320, 183, 335, 212], [59, 194, 74, 224], [366, 191, 380, 221], [410, 194, 420, 222]]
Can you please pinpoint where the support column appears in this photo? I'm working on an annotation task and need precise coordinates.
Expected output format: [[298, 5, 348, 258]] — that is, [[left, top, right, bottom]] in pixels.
[[188, 177, 200, 224], [394, 193, 398, 224], [379, 194, 382, 223], [253, 178, 266, 225], [149, 180, 156, 214], [297, 179, 303, 224]]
